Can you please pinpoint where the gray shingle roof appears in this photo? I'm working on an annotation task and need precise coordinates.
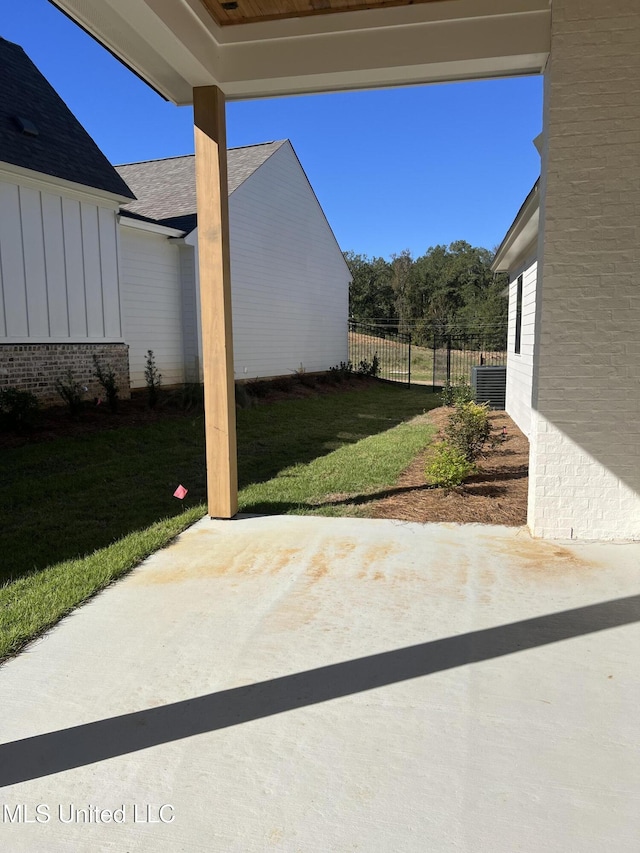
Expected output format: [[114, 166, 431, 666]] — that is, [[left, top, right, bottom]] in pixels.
[[116, 140, 287, 233], [0, 38, 135, 200]]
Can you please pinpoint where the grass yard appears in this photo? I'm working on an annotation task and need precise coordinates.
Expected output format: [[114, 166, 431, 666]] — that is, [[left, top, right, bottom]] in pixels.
[[0, 382, 439, 660]]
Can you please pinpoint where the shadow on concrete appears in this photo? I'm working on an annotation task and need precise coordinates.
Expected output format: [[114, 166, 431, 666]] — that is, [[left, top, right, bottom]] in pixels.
[[2, 593, 638, 787]]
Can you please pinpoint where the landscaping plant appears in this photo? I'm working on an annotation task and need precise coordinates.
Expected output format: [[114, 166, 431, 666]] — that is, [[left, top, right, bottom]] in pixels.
[[441, 374, 474, 407], [54, 371, 86, 415], [144, 349, 162, 408], [0, 387, 39, 432], [425, 441, 476, 489], [93, 354, 119, 413], [445, 400, 493, 461]]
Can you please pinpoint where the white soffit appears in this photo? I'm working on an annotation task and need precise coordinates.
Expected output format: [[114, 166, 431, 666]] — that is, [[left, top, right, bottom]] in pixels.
[[51, 0, 550, 103]]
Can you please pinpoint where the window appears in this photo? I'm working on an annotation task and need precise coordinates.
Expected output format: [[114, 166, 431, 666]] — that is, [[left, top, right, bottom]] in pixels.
[[514, 274, 523, 355]]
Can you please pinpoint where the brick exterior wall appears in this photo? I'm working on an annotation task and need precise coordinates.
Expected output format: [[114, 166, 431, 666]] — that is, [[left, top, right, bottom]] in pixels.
[[529, 0, 640, 540], [0, 344, 131, 407]]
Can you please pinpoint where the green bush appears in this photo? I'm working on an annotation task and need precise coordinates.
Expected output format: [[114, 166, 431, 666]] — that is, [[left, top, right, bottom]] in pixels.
[[440, 374, 474, 407], [357, 353, 380, 378], [144, 349, 162, 409], [328, 361, 353, 381], [445, 400, 492, 461], [92, 354, 119, 413], [425, 441, 476, 488], [0, 387, 39, 432], [55, 371, 86, 415]]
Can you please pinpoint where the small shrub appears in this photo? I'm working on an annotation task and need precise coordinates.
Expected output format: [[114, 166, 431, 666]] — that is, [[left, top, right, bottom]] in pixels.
[[235, 382, 257, 409], [357, 353, 380, 378], [178, 382, 205, 411], [445, 400, 492, 461], [440, 381, 454, 407], [55, 371, 86, 415], [425, 441, 476, 489], [246, 378, 270, 398], [329, 361, 353, 382], [92, 355, 119, 413], [0, 387, 39, 432], [271, 376, 294, 393], [440, 375, 473, 407], [294, 364, 317, 389], [452, 376, 474, 407], [144, 350, 162, 409]]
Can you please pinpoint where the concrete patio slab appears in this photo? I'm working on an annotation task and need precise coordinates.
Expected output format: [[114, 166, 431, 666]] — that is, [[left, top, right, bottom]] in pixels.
[[1, 515, 639, 852]]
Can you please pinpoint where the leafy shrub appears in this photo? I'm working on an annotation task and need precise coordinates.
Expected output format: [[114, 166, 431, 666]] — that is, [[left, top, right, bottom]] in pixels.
[[440, 374, 474, 407], [55, 371, 86, 415], [425, 441, 476, 489], [357, 353, 380, 377], [144, 349, 162, 409], [444, 400, 492, 461], [328, 361, 353, 381], [0, 387, 39, 432], [92, 354, 119, 413]]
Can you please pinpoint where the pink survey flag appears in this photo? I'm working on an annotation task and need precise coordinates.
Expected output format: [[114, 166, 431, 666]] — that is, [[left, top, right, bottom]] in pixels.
[[173, 485, 188, 500]]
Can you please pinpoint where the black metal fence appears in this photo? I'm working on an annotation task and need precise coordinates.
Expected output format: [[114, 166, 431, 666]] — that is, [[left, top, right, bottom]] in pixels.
[[432, 331, 507, 387], [348, 320, 411, 385], [347, 320, 507, 389]]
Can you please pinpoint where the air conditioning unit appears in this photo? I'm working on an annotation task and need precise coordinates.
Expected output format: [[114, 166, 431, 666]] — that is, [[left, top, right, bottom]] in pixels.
[[471, 365, 506, 410]]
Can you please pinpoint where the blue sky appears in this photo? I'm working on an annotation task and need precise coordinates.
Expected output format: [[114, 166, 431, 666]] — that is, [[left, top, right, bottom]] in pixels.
[[4, 0, 543, 259]]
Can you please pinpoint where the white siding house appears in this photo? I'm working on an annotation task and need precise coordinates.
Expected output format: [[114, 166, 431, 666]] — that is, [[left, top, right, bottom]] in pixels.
[[0, 38, 135, 403], [116, 140, 351, 387], [119, 219, 186, 388], [492, 182, 539, 438]]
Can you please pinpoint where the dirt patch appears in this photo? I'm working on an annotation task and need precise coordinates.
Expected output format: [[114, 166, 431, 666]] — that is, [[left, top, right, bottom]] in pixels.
[[370, 408, 529, 527]]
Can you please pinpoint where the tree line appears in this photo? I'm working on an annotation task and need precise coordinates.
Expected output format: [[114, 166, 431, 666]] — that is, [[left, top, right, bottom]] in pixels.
[[345, 241, 508, 350]]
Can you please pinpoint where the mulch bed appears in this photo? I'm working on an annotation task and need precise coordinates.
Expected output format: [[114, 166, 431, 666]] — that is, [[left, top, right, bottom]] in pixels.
[[370, 408, 529, 526]]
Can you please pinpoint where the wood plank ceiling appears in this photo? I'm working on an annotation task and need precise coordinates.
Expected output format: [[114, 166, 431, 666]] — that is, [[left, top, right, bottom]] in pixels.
[[201, 0, 447, 26]]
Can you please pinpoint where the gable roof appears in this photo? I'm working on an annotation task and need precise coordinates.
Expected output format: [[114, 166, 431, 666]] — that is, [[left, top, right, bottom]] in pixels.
[[115, 140, 287, 233], [0, 38, 134, 200]]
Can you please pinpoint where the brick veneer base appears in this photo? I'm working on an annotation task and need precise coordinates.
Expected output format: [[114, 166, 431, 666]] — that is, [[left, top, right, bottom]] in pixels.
[[0, 343, 131, 407]]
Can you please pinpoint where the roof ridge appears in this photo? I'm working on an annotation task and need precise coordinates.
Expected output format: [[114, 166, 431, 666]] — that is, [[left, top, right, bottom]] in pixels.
[[115, 139, 287, 168]]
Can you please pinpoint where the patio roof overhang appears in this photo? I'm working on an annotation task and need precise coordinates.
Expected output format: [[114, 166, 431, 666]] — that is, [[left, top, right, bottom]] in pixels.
[[50, 0, 550, 103]]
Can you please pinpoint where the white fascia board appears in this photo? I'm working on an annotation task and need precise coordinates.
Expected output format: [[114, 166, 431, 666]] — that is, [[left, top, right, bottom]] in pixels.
[[0, 161, 128, 208], [118, 214, 186, 237], [491, 183, 539, 273], [53, 0, 550, 103], [0, 337, 126, 344]]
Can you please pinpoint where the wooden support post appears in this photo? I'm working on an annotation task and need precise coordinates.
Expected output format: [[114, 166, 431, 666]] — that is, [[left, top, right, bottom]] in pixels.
[[193, 86, 238, 518]]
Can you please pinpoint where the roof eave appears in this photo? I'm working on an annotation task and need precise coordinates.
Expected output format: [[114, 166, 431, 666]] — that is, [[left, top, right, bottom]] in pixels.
[[491, 180, 540, 273]]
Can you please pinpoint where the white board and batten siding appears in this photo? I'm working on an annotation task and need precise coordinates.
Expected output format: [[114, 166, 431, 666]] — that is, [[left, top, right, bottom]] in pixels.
[[505, 249, 537, 438], [119, 223, 185, 387], [0, 176, 122, 342]]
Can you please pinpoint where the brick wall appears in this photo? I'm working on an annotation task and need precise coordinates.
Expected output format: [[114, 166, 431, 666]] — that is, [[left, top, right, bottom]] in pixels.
[[529, 0, 640, 539], [0, 344, 130, 407]]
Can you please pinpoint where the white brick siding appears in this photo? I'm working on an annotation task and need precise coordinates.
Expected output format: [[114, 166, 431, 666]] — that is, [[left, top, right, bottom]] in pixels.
[[529, 0, 640, 540]]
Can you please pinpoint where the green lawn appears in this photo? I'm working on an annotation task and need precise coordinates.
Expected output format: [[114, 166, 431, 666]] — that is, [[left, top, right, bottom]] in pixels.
[[0, 382, 439, 659]]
